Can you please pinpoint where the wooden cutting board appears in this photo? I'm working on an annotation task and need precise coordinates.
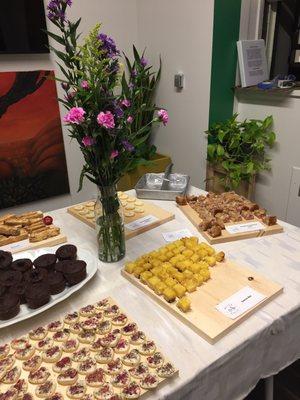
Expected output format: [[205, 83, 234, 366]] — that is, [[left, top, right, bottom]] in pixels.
[[0, 233, 67, 254], [122, 260, 283, 343], [68, 200, 174, 240], [178, 204, 284, 244]]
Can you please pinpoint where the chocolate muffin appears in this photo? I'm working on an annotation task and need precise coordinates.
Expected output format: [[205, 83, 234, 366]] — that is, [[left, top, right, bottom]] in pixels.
[[24, 268, 48, 284], [55, 244, 77, 261], [0, 250, 13, 270], [0, 284, 7, 297], [0, 293, 20, 320], [1, 270, 23, 287], [33, 254, 57, 271], [11, 258, 33, 274], [25, 282, 51, 309], [47, 271, 66, 295], [59, 260, 87, 286], [9, 282, 28, 304]]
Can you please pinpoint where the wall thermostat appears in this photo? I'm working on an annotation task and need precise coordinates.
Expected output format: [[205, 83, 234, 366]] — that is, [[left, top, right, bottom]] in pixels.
[[174, 73, 184, 90]]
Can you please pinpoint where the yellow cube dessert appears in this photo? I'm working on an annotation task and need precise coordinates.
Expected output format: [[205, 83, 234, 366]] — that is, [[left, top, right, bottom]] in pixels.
[[216, 251, 225, 262], [173, 283, 186, 298], [190, 263, 202, 274], [158, 254, 168, 262], [178, 245, 186, 253], [165, 251, 174, 259], [172, 247, 181, 255], [143, 262, 152, 271], [133, 267, 143, 278], [140, 271, 153, 283], [199, 261, 209, 270], [165, 277, 177, 288], [184, 278, 198, 293], [177, 296, 191, 313], [151, 259, 161, 268], [204, 256, 216, 267], [151, 267, 161, 276], [154, 281, 167, 295], [148, 276, 161, 289], [173, 271, 185, 283], [194, 273, 204, 286], [200, 269, 211, 281], [190, 253, 200, 263], [183, 270, 193, 279], [163, 288, 176, 303], [125, 262, 136, 274]]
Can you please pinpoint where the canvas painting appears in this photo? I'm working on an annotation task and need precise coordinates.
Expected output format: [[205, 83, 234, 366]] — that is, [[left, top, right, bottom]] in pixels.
[[0, 70, 70, 209]]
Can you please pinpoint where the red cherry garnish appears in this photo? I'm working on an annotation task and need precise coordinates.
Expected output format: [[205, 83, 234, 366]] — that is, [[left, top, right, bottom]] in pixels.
[[43, 215, 53, 225]]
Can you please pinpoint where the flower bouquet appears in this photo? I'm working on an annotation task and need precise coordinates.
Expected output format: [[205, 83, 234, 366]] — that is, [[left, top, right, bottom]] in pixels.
[[47, 0, 168, 262]]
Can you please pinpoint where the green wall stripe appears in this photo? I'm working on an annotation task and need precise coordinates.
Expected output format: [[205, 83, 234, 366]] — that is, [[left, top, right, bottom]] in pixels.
[[209, 0, 242, 127]]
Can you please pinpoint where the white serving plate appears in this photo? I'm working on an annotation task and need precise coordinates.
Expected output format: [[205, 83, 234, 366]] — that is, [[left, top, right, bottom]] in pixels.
[[0, 246, 98, 328]]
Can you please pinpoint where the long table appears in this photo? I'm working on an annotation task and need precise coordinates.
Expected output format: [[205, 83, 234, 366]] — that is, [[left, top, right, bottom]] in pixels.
[[1, 187, 300, 400]]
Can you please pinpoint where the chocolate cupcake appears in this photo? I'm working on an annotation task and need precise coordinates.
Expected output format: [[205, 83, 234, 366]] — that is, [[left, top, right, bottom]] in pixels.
[[47, 271, 66, 295], [24, 268, 48, 284], [33, 254, 57, 271], [0, 284, 7, 297], [11, 258, 33, 274], [25, 282, 51, 309], [1, 270, 23, 287], [59, 260, 87, 286], [0, 250, 13, 270], [55, 244, 77, 261], [9, 282, 28, 304], [0, 293, 20, 320]]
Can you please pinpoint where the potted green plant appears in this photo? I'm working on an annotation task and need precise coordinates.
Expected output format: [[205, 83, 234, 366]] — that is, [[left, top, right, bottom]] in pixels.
[[205, 114, 276, 199], [118, 46, 171, 191]]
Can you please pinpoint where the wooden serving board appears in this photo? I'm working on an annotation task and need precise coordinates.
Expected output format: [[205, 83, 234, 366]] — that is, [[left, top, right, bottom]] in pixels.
[[0, 233, 67, 254], [68, 200, 175, 240], [122, 261, 283, 343], [179, 204, 284, 244]]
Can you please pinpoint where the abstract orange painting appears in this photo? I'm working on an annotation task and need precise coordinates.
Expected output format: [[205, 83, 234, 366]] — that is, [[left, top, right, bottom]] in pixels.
[[0, 70, 69, 209]]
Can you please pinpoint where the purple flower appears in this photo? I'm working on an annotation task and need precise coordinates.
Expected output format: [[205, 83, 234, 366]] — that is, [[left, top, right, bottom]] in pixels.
[[97, 111, 115, 129], [131, 69, 137, 78], [98, 33, 119, 58], [114, 106, 124, 119], [61, 82, 69, 91], [140, 57, 148, 67], [110, 150, 119, 159], [63, 107, 86, 124], [82, 136, 95, 147], [81, 80, 89, 90], [127, 116, 133, 124], [121, 99, 131, 108], [65, 0, 72, 5], [122, 140, 134, 152], [128, 82, 134, 90], [158, 109, 169, 126]]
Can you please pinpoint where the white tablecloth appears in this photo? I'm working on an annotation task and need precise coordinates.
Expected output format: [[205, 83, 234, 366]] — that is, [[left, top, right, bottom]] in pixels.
[[1, 188, 300, 400]]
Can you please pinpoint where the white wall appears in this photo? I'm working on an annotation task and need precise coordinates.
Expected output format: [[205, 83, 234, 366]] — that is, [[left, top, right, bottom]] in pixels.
[[136, 0, 214, 188], [236, 1, 300, 223], [0, 0, 138, 214]]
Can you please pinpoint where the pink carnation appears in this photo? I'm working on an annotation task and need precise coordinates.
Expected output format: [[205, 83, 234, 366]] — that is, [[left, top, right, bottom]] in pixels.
[[127, 116, 133, 124], [110, 150, 119, 159], [81, 80, 90, 90], [82, 136, 95, 147], [158, 109, 169, 126], [64, 107, 86, 125], [97, 111, 115, 129], [121, 99, 131, 108]]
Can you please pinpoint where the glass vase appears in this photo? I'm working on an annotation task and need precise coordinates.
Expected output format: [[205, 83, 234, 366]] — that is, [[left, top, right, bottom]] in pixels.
[[94, 185, 125, 263]]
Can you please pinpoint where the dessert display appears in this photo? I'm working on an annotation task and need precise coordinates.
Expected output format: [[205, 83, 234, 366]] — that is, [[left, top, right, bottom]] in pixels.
[[176, 191, 283, 242], [0, 212, 61, 247], [124, 236, 225, 312], [0, 245, 88, 321], [0, 298, 177, 399], [67, 192, 175, 239]]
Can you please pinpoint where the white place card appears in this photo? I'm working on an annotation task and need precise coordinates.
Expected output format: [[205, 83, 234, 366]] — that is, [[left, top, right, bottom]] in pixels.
[[1, 239, 29, 253], [162, 229, 193, 242], [225, 221, 265, 235], [215, 286, 266, 319], [125, 215, 159, 231]]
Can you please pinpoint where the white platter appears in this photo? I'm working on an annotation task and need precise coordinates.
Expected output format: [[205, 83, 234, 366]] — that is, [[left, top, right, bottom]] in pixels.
[[0, 246, 98, 328]]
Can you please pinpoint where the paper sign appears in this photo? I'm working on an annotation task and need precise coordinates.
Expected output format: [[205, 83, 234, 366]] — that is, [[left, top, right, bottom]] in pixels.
[[125, 215, 159, 231], [162, 229, 193, 242], [1, 239, 29, 253], [215, 286, 266, 319], [225, 221, 265, 235]]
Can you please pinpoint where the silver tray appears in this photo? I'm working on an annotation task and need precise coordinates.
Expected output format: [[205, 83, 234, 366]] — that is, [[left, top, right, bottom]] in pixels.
[[135, 173, 190, 200]]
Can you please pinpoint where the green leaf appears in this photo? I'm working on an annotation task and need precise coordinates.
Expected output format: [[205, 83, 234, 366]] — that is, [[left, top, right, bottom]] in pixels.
[[216, 144, 224, 156], [47, 31, 65, 46], [121, 73, 130, 98], [246, 161, 254, 174], [133, 45, 141, 63], [207, 144, 215, 160], [267, 131, 276, 146]]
